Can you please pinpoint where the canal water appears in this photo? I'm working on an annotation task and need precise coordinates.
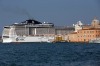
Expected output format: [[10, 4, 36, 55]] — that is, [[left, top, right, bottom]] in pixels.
[[0, 42, 100, 66]]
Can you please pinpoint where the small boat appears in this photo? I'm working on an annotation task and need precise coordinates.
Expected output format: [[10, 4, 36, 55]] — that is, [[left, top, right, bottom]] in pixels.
[[89, 38, 100, 43]]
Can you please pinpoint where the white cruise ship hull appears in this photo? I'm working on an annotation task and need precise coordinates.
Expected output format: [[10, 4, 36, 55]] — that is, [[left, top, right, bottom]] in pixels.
[[2, 36, 54, 43], [3, 38, 13, 43], [2, 37, 17, 43]]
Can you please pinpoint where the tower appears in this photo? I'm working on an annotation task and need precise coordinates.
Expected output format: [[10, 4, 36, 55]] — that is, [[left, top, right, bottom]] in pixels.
[[91, 17, 100, 27]]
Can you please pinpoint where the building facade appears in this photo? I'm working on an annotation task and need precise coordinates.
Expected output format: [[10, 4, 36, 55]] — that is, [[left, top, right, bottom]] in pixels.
[[68, 28, 100, 42], [68, 18, 100, 43]]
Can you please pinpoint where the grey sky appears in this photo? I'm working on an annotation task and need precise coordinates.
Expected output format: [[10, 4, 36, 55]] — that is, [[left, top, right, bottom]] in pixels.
[[0, 0, 100, 35]]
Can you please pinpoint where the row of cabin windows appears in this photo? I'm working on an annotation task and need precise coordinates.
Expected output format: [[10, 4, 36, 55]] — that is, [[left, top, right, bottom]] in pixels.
[[78, 31, 100, 33], [77, 35, 100, 37]]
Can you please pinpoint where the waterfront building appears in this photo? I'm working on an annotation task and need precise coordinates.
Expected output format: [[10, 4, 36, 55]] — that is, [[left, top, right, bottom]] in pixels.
[[77, 28, 100, 42], [68, 18, 100, 43]]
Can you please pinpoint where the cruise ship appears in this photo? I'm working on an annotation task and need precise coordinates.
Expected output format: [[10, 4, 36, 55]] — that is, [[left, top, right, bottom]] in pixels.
[[2, 19, 74, 43], [2, 19, 55, 43]]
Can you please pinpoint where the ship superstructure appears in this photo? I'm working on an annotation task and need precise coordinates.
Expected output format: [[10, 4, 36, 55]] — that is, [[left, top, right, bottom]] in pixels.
[[2, 19, 74, 43]]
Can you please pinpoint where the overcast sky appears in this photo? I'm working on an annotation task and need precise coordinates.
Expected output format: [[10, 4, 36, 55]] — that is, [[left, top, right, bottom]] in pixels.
[[0, 0, 100, 35]]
